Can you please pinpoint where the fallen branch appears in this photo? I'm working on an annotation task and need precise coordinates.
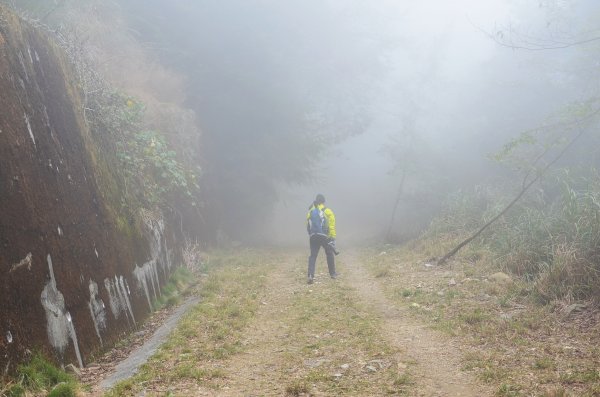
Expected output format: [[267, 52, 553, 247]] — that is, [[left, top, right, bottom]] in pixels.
[[437, 127, 586, 265]]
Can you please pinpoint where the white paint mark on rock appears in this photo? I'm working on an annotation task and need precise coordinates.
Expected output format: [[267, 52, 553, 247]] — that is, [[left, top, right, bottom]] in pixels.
[[140, 212, 171, 278], [6, 331, 12, 344], [24, 113, 35, 147], [133, 260, 160, 311], [88, 280, 107, 346], [17, 51, 29, 81], [131, 211, 176, 310], [104, 275, 136, 327], [41, 255, 84, 368], [118, 276, 136, 324], [10, 252, 32, 272], [41, 254, 69, 355], [57, 226, 63, 236], [65, 311, 84, 368], [104, 278, 120, 319]]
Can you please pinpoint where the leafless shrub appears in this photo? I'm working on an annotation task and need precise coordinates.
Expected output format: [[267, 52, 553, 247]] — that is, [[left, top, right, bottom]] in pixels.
[[182, 239, 207, 272]]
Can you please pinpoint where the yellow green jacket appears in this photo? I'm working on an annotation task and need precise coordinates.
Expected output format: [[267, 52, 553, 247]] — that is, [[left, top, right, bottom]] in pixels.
[[306, 203, 336, 239]]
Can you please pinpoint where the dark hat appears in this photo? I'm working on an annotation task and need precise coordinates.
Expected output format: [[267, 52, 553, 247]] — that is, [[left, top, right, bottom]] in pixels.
[[315, 194, 325, 204]]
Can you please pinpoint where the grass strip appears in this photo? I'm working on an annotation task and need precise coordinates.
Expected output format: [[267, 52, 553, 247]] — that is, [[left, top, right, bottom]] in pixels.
[[106, 250, 271, 396]]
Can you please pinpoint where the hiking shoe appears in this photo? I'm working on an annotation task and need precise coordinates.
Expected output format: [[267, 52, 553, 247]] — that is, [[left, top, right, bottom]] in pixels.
[[330, 273, 338, 279], [307, 276, 314, 284]]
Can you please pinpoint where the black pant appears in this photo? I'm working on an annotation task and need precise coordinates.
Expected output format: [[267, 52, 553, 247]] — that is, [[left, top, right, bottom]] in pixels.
[[308, 234, 336, 278]]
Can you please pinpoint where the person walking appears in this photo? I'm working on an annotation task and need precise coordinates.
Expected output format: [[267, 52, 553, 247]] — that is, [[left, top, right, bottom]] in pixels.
[[306, 194, 338, 284]]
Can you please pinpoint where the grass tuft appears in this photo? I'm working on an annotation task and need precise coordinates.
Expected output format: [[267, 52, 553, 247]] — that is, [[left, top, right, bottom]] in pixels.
[[285, 380, 310, 396], [1, 353, 79, 397], [152, 266, 196, 310]]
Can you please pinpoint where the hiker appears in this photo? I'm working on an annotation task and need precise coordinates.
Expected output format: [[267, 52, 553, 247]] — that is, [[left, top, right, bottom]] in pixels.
[[306, 194, 338, 284]]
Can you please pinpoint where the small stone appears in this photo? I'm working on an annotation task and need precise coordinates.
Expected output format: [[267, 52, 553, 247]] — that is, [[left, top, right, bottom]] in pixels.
[[410, 302, 421, 308], [564, 303, 587, 316], [489, 272, 512, 285], [462, 277, 478, 283], [304, 358, 326, 368], [340, 364, 350, 370], [379, 251, 387, 256], [424, 263, 434, 268], [478, 293, 492, 301], [437, 291, 445, 297], [366, 365, 377, 372], [333, 373, 343, 378], [369, 359, 386, 369], [448, 278, 457, 286], [499, 312, 515, 320]]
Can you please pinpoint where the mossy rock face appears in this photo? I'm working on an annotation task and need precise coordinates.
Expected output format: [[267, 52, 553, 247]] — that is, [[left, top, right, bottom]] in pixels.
[[0, 4, 172, 374]]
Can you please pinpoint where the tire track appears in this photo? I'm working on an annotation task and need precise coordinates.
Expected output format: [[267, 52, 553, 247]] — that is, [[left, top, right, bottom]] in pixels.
[[341, 252, 491, 397]]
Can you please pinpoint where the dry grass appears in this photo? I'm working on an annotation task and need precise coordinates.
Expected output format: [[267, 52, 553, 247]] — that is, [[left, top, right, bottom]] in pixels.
[[362, 241, 600, 396], [275, 256, 408, 396], [105, 250, 412, 396]]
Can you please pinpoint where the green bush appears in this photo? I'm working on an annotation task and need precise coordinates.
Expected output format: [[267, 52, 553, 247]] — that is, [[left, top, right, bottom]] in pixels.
[[429, 171, 600, 305], [90, 92, 200, 209]]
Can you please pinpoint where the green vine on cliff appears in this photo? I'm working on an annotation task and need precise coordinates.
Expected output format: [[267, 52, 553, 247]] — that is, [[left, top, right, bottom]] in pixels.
[[118, 97, 200, 208], [87, 90, 200, 210], [117, 127, 200, 207]]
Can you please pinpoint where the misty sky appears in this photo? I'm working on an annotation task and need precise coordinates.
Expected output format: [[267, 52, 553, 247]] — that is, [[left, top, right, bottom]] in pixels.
[[268, 0, 595, 245], [12, 0, 594, 244]]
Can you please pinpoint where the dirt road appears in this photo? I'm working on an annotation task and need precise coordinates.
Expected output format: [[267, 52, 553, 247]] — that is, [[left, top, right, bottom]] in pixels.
[[341, 253, 490, 396], [96, 250, 490, 396]]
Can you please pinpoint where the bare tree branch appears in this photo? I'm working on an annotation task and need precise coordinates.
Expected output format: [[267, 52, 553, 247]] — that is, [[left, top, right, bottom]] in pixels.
[[467, 15, 600, 51], [437, 127, 587, 265]]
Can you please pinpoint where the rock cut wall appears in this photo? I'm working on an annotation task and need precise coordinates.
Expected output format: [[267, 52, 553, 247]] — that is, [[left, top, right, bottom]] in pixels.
[[0, 7, 175, 372]]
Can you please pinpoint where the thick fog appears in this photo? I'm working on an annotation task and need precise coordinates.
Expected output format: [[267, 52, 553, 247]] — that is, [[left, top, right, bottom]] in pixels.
[[267, 0, 597, 246], [117, 0, 595, 245], [7, 0, 598, 245]]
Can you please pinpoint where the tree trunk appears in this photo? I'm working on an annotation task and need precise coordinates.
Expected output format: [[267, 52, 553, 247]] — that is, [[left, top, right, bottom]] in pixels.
[[386, 166, 407, 242]]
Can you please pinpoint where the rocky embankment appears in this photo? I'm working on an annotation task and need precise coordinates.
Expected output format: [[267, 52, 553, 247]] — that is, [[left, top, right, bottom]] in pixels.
[[0, 6, 177, 373]]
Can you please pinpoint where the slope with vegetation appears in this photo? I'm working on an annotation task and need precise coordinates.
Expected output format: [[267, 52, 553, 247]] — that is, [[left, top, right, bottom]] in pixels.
[[0, 1, 201, 382]]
